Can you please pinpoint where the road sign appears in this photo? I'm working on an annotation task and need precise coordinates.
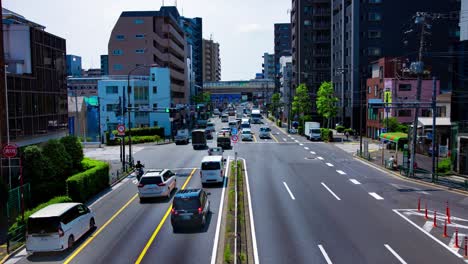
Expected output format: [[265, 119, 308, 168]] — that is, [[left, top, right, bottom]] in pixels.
[[138, 105, 152, 112], [3, 144, 18, 158], [110, 133, 115, 140], [231, 135, 239, 143], [231, 128, 238, 135], [117, 124, 125, 136]]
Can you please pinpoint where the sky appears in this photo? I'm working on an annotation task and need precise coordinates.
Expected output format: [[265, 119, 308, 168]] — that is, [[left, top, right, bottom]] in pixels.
[[4, 0, 291, 81]]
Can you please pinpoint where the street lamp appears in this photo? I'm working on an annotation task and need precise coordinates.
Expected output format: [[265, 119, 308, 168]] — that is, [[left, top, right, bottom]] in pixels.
[[127, 64, 158, 168]]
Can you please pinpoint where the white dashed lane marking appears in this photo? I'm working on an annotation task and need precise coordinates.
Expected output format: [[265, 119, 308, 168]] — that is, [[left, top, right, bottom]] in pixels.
[[349, 179, 361, 185], [369, 192, 384, 200], [326, 163, 334, 167], [336, 170, 346, 175]]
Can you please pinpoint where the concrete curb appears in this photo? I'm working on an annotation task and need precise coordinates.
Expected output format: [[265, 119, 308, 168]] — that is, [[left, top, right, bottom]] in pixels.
[[353, 154, 468, 197], [0, 244, 25, 264], [215, 161, 232, 264]]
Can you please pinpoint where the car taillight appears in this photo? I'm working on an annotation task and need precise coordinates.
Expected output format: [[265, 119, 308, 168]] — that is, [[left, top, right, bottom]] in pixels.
[[58, 227, 64, 237], [198, 207, 202, 214], [157, 183, 166, 186], [138, 183, 144, 188], [171, 208, 178, 215]]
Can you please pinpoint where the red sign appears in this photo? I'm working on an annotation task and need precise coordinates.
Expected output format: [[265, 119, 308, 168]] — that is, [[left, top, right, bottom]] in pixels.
[[231, 135, 239, 143], [3, 144, 18, 158], [117, 124, 125, 136]]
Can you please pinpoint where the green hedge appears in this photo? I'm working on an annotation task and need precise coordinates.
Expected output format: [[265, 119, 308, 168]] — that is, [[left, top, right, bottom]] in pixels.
[[106, 127, 164, 145], [336, 125, 345, 133], [320, 128, 333, 142], [344, 128, 354, 135], [9, 196, 72, 233], [106, 135, 162, 146], [437, 158, 451, 173], [66, 158, 109, 202]]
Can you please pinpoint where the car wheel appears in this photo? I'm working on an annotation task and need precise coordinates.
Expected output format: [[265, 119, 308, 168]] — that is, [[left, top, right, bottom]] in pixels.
[[172, 226, 179, 233], [68, 235, 75, 249], [139, 198, 144, 203], [89, 218, 96, 230]]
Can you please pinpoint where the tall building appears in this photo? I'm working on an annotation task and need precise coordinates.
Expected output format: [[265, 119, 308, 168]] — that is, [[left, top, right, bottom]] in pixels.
[[331, 0, 460, 129], [202, 39, 221, 82], [108, 6, 188, 104], [180, 17, 203, 89], [262, 53, 275, 80], [274, 23, 291, 88], [3, 8, 68, 147], [66, 55, 82, 77], [291, 0, 331, 120], [279, 56, 292, 122], [100, 54, 109, 76]]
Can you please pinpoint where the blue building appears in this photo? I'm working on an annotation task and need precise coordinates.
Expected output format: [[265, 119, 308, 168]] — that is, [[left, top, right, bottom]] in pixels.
[[98, 68, 172, 137], [180, 17, 203, 89], [100, 55, 109, 76], [66, 55, 82, 77]]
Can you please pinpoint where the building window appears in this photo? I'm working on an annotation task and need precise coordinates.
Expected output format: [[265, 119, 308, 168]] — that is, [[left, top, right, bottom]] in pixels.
[[368, 47, 381, 56], [113, 64, 123, 71], [135, 49, 145, 54], [106, 86, 119, 94], [116, 35, 125, 40], [106, 104, 118, 112], [398, 110, 412, 117], [151, 73, 156, 81], [152, 86, 158, 94], [134, 19, 144, 24], [398, 84, 412, 91], [368, 0, 382, 3], [153, 121, 159, 127], [304, 20, 312, 26], [368, 86, 372, 94], [437, 106, 446, 117], [374, 85, 378, 97], [134, 86, 149, 101], [421, 109, 431, 117], [112, 49, 123, 55], [368, 12, 382, 21], [135, 34, 145, 39], [153, 103, 158, 108], [368, 30, 382, 39]]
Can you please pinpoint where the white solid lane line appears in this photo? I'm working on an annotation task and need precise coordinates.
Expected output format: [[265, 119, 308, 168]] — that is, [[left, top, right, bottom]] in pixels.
[[317, 157, 324, 160], [241, 159, 260, 264], [318, 245, 333, 264], [283, 182, 296, 200], [210, 157, 231, 264], [321, 182, 341, 201], [336, 170, 346, 175], [349, 179, 361, 185], [369, 192, 384, 200], [384, 244, 407, 264], [304, 147, 309, 150], [326, 163, 334, 167], [310, 151, 316, 154]]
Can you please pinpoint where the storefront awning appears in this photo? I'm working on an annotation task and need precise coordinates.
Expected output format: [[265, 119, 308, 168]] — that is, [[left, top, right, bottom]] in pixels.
[[379, 132, 408, 143]]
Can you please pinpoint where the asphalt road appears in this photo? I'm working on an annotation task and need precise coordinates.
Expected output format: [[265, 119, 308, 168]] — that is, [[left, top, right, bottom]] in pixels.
[[6, 114, 468, 264], [242, 118, 468, 264]]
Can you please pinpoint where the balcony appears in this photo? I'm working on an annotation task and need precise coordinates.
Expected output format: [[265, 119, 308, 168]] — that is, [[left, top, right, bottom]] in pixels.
[[168, 40, 185, 57], [167, 54, 185, 70], [169, 67, 185, 81], [313, 9, 331, 16], [313, 23, 331, 30], [312, 50, 330, 57], [163, 24, 185, 48], [313, 36, 330, 43]]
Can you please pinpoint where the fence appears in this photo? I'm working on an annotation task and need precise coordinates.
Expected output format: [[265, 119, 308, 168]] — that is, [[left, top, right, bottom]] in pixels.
[[6, 184, 30, 221]]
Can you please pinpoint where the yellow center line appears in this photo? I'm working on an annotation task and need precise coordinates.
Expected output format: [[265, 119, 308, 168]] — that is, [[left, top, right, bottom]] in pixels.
[[64, 193, 139, 264], [134, 168, 196, 264], [270, 133, 279, 143], [252, 134, 257, 142]]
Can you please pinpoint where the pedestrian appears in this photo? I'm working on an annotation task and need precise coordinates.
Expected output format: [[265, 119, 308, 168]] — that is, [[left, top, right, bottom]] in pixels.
[[345, 131, 349, 141]]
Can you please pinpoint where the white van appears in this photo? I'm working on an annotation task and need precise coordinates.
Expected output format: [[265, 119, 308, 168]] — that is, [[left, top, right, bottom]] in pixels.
[[200, 155, 225, 185], [26, 203, 95, 253]]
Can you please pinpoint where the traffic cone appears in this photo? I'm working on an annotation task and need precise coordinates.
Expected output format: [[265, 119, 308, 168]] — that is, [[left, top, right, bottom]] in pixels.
[[418, 197, 421, 212], [455, 228, 460, 248], [433, 210, 438, 228], [443, 219, 448, 237], [446, 201, 451, 224], [425, 201, 428, 220]]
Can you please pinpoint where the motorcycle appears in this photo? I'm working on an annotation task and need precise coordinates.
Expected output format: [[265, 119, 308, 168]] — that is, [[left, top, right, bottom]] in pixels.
[[136, 167, 144, 181]]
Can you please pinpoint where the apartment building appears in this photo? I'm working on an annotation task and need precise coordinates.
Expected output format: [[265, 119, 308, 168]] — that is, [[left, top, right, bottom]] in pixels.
[[202, 39, 221, 82]]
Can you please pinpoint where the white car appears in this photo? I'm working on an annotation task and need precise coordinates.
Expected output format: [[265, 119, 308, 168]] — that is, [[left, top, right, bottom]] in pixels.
[[220, 127, 232, 136], [259, 126, 271, 139], [206, 122, 216, 132], [208, 147, 224, 156], [26, 203, 95, 253], [241, 128, 253, 141], [138, 169, 177, 202]]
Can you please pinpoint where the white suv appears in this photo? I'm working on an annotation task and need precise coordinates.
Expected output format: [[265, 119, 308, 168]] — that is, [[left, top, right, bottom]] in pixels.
[[259, 126, 271, 139], [138, 169, 177, 202]]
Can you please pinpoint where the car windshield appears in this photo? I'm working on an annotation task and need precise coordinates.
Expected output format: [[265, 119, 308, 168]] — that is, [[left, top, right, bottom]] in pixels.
[[260, 127, 271, 132], [202, 162, 221, 170], [173, 197, 200, 210], [28, 217, 60, 234], [242, 130, 251, 134], [140, 176, 163, 185]]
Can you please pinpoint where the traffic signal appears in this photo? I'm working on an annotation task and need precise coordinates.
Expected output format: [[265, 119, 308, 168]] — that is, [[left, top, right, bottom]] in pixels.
[[165, 108, 170, 113], [165, 108, 177, 113]]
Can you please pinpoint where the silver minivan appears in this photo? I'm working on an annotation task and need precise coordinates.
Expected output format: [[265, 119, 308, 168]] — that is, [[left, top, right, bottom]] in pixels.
[[26, 203, 95, 253]]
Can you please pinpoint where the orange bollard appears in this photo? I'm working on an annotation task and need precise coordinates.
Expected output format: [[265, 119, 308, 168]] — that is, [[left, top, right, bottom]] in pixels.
[[455, 228, 460, 248], [443, 219, 448, 237], [425, 201, 428, 220], [446, 201, 451, 224], [433, 210, 438, 227], [465, 237, 468, 258], [418, 197, 421, 212]]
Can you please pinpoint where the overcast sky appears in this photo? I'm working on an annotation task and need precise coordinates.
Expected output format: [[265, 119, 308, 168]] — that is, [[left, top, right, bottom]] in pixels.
[[4, 0, 291, 81]]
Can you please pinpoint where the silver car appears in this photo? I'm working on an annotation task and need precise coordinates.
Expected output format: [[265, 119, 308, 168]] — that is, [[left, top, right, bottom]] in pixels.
[[241, 128, 253, 141], [138, 169, 177, 202], [259, 126, 271, 139]]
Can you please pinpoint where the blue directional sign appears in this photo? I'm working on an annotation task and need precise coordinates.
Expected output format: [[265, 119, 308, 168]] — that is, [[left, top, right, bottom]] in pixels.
[[232, 128, 238, 135]]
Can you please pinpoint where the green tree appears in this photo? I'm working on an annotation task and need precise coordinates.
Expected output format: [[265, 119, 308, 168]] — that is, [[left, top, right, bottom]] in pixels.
[[316, 81, 338, 128], [42, 139, 72, 182], [381, 117, 408, 133], [291, 84, 312, 116], [192, 92, 211, 104], [60, 136, 84, 173], [269, 93, 282, 118]]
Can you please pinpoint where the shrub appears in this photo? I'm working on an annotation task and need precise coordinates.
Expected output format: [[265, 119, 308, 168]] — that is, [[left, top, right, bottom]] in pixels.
[[66, 159, 109, 202], [336, 125, 345, 133], [437, 158, 451, 173], [130, 135, 162, 144], [320, 128, 332, 142], [106, 127, 165, 145], [9, 196, 72, 233], [344, 128, 354, 135], [42, 139, 72, 182], [127, 127, 165, 137], [60, 136, 84, 172], [276, 120, 282, 127]]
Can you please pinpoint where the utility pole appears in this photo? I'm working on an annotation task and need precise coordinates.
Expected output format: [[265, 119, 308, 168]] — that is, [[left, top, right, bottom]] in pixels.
[[409, 13, 428, 177], [431, 76, 437, 182]]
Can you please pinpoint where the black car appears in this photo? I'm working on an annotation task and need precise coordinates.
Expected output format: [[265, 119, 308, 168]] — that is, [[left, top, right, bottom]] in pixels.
[[205, 129, 213, 139], [171, 189, 210, 232]]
